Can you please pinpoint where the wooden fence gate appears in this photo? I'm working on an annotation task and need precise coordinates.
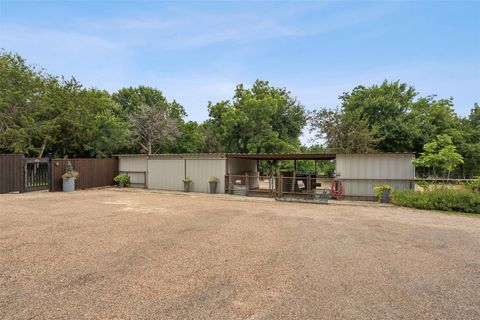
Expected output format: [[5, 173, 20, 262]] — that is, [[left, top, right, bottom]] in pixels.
[[25, 157, 51, 192]]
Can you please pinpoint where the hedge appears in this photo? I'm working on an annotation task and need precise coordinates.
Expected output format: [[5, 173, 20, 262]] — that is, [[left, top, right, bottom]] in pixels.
[[391, 188, 480, 214]]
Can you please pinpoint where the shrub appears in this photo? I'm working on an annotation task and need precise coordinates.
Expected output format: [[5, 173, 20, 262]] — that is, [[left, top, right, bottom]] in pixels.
[[391, 188, 480, 214], [182, 177, 192, 183], [464, 177, 480, 193], [114, 174, 130, 185], [416, 180, 431, 191], [62, 170, 79, 179], [209, 176, 219, 183], [374, 185, 392, 202]]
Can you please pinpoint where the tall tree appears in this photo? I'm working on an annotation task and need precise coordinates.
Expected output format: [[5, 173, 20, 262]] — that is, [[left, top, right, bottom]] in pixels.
[[0, 52, 60, 157], [309, 107, 377, 152], [113, 86, 190, 153], [340, 80, 418, 152], [207, 80, 306, 153], [128, 104, 179, 154]]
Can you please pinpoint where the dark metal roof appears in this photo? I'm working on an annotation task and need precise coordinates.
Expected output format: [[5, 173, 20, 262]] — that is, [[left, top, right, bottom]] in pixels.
[[115, 152, 414, 160], [226, 153, 337, 160]]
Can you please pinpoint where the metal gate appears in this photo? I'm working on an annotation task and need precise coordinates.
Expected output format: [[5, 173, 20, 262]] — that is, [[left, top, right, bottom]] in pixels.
[[25, 158, 51, 192]]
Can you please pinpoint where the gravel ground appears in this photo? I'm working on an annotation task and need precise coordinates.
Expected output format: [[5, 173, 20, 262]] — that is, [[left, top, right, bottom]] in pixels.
[[1, 188, 479, 320]]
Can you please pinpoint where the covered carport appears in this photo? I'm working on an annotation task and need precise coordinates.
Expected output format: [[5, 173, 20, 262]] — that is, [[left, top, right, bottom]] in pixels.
[[225, 153, 337, 199], [226, 152, 415, 200]]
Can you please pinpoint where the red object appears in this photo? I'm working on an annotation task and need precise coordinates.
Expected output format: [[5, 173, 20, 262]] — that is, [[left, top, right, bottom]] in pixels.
[[330, 179, 344, 200]]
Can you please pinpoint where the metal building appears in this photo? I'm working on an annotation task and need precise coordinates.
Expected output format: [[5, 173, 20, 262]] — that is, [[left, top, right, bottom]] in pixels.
[[116, 152, 415, 200], [336, 153, 415, 200]]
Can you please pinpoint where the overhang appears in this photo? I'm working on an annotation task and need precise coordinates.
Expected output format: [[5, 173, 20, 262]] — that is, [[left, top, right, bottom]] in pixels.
[[226, 153, 337, 160]]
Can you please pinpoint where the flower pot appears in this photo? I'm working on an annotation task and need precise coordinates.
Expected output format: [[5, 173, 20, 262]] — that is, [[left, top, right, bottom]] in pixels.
[[209, 181, 217, 194], [381, 189, 390, 203], [118, 182, 124, 188], [184, 182, 191, 192], [63, 177, 75, 192]]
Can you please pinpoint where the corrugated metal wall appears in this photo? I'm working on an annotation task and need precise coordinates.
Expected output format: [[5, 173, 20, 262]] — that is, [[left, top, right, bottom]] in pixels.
[[147, 158, 227, 193], [118, 156, 147, 186], [186, 159, 226, 193], [119, 156, 147, 172], [148, 159, 185, 191], [336, 153, 414, 199]]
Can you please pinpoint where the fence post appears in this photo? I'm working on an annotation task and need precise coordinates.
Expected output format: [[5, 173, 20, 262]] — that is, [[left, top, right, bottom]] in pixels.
[[245, 173, 249, 196], [47, 153, 52, 192], [21, 154, 26, 193], [278, 174, 282, 198], [307, 175, 311, 198], [19, 154, 27, 193]]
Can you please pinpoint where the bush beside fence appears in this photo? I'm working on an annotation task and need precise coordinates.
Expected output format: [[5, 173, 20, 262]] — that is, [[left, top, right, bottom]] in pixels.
[[391, 188, 480, 214]]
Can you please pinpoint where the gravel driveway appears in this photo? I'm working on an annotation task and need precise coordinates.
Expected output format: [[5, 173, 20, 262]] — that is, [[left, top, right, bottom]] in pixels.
[[1, 188, 479, 319]]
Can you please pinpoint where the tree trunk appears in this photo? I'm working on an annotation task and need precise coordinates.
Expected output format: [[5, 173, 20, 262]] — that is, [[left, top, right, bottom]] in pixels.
[[147, 142, 152, 155], [37, 139, 47, 159]]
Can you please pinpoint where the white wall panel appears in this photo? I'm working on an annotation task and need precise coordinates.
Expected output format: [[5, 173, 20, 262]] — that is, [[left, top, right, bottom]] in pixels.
[[186, 159, 226, 193], [336, 154, 414, 180], [147, 159, 185, 191], [336, 154, 415, 198], [118, 156, 147, 172]]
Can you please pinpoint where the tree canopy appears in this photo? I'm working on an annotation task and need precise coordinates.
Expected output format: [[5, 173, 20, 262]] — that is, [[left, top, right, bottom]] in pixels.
[[309, 80, 478, 177], [1, 51, 478, 177], [207, 80, 306, 153]]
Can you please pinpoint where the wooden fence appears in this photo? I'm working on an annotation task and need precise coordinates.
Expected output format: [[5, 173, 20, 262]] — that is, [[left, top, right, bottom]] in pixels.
[[51, 158, 118, 192], [0, 154, 25, 194]]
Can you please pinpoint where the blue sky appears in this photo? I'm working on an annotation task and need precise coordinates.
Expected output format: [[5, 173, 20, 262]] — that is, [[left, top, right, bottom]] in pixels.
[[1, 0, 479, 127]]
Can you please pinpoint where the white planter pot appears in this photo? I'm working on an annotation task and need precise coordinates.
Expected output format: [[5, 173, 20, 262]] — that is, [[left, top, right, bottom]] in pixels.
[[63, 177, 75, 192]]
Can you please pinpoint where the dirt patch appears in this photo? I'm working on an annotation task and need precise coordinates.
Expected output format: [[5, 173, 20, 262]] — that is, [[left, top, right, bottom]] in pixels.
[[1, 189, 479, 319]]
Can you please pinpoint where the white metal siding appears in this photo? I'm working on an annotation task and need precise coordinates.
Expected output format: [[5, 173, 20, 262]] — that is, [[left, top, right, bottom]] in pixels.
[[336, 154, 414, 198], [123, 172, 145, 185], [186, 159, 226, 193], [118, 156, 147, 172], [147, 159, 185, 191], [336, 154, 414, 179], [118, 156, 148, 187]]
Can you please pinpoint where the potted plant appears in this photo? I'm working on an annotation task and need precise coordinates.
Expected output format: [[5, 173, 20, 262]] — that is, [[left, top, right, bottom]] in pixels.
[[114, 174, 130, 188], [209, 177, 219, 194], [374, 185, 393, 203], [62, 161, 79, 192], [183, 177, 192, 192]]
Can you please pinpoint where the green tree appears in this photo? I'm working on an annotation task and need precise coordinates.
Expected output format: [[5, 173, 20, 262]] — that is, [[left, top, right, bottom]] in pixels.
[[207, 80, 306, 153], [113, 86, 190, 153], [175, 121, 204, 153], [413, 134, 464, 180], [0, 51, 60, 157], [49, 81, 129, 158], [340, 80, 418, 152], [0, 51, 129, 158], [458, 103, 480, 177], [309, 107, 377, 152], [409, 96, 462, 153], [83, 109, 129, 158], [199, 120, 222, 153]]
